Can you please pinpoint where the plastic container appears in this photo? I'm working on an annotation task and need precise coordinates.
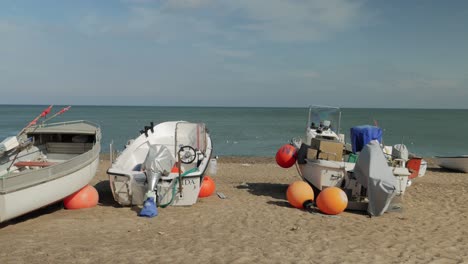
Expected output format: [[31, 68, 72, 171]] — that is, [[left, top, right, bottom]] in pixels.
[[347, 153, 358, 163], [208, 157, 218, 176], [418, 159, 427, 177]]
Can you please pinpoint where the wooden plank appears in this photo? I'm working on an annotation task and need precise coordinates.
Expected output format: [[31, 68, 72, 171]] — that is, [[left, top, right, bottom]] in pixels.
[[14, 161, 56, 167]]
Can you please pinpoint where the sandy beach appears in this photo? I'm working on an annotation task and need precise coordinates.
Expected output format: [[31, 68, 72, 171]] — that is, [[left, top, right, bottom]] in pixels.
[[1, 156, 468, 264]]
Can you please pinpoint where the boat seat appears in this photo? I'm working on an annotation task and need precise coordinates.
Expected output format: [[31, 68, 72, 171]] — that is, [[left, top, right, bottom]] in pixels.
[[46, 142, 93, 154]]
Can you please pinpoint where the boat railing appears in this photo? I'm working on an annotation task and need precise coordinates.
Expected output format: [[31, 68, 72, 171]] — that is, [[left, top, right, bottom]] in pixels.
[[0, 141, 100, 194], [37, 120, 100, 129]]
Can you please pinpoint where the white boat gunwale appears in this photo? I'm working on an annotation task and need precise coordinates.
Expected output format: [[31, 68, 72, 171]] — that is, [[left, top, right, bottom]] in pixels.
[[0, 144, 100, 194], [0, 120, 101, 194]]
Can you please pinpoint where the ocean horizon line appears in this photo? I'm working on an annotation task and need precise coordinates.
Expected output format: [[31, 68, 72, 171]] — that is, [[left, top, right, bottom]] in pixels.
[[0, 104, 467, 110]]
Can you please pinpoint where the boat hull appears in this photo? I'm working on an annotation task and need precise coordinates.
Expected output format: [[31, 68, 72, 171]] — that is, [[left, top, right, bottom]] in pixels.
[[0, 120, 101, 223], [436, 156, 468, 173], [299, 160, 355, 191], [0, 153, 99, 223], [299, 158, 411, 196], [108, 121, 213, 207]]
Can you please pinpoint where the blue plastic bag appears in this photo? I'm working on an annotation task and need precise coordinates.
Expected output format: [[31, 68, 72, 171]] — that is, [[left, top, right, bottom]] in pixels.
[[139, 197, 158, 218]]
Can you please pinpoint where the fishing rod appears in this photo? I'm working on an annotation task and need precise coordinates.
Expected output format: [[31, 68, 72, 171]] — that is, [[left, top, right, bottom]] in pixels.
[[7, 105, 54, 171], [43, 106, 71, 123], [17, 105, 53, 137]]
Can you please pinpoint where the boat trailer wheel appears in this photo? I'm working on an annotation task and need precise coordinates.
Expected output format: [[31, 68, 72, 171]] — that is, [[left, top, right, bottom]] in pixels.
[[178, 146, 196, 164]]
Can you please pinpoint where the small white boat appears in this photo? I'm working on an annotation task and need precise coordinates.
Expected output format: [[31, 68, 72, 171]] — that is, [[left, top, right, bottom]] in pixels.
[[0, 119, 101, 223], [436, 155, 468, 173], [293, 106, 356, 192], [107, 121, 213, 208]]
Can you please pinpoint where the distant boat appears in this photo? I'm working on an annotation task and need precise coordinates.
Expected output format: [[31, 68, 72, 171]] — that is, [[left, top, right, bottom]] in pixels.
[[0, 120, 101, 223], [435, 155, 468, 173]]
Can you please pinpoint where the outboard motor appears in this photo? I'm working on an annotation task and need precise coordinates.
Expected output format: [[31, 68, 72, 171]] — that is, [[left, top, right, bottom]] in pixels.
[[139, 144, 175, 217]]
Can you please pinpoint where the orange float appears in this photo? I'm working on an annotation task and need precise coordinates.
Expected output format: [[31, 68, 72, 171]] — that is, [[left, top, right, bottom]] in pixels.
[[286, 181, 314, 209], [171, 165, 180, 173], [316, 187, 348, 215], [276, 144, 297, 168], [199, 175, 215, 197], [407, 158, 422, 179], [63, 185, 99, 209]]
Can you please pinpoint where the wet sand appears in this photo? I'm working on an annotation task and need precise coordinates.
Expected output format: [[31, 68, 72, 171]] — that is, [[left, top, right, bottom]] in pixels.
[[1, 156, 468, 263]]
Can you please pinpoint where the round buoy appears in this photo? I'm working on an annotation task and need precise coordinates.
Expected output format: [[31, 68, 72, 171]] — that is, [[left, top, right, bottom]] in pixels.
[[276, 144, 297, 168], [286, 181, 314, 209], [199, 175, 215, 197], [316, 187, 348, 215], [63, 185, 99, 209]]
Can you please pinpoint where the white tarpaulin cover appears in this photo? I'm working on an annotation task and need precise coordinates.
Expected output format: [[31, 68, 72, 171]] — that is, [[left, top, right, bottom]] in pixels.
[[143, 144, 175, 176], [353, 140, 397, 216]]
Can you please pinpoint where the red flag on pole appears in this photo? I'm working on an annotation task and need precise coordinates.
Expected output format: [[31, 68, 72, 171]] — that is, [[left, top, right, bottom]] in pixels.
[[18, 105, 52, 136], [28, 117, 39, 126], [58, 106, 71, 115], [40, 105, 53, 117], [43, 106, 72, 123]]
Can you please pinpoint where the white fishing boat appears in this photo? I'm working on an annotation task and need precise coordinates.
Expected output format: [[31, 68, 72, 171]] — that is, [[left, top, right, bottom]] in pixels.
[[293, 106, 355, 192], [0, 107, 101, 223], [435, 155, 468, 173], [289, 106, 413, 214], [107, 121, 213, 209]]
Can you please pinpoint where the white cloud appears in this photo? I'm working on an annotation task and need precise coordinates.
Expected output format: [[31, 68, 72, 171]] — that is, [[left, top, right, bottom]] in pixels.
[[81, 0, 369, 43], [225, 0, 368, 42]]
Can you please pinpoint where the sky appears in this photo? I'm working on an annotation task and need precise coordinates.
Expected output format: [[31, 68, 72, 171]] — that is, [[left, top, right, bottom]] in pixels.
[[0, 0, 467, 108]]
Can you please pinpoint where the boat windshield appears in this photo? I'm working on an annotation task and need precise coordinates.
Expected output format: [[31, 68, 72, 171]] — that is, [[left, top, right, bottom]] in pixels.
[[307, 105, 341, 134], [175, 122, 207, 153]]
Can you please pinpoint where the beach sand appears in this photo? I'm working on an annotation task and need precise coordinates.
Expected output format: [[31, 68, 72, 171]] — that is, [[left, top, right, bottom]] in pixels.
[[1, 156, 468, 263]]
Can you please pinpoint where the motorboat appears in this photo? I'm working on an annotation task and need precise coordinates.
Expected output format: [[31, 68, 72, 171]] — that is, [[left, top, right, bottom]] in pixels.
[[293, 106, 355, 192], [107, 121, 213, 209], [288, 105, 416, 215], [0, 111, 101, 223], [435, 155, 468, 173]]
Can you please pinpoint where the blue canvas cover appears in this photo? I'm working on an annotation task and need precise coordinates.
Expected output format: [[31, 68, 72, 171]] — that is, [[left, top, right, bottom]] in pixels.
[[350, 125, 382, 153]]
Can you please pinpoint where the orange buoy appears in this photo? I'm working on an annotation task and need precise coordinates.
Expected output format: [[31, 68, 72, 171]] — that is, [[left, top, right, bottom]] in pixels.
[[316, 187, 348, 215], [276, 144, 297, 168], [199, 175, 215, 198], [407, 158, 422, 179], [286, 181, 314, 209], [63, 185, 99, 209], [171, 165, 180, 173]]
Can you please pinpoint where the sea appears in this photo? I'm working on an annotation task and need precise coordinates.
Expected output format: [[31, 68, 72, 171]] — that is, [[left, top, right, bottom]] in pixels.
[[1, 105, 467, 157]]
